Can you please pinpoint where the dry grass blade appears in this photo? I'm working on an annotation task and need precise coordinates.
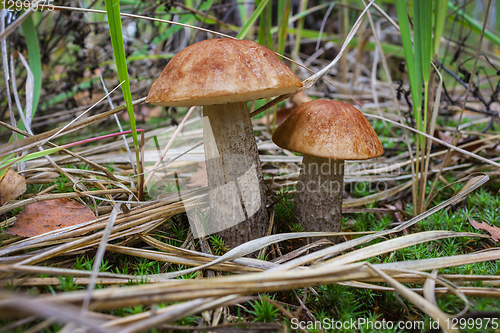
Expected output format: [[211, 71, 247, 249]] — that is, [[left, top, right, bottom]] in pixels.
[[102, 296, 253, 328], [144, 106, 196, 186], [423, 269, 439, 306], [118, 296, 247, 333], [0, 188, 136, 216], [11, 244, 500, 314], [0, 291, 115, 333], [364, 114, 500, 169], [318, 231, 488, 267], [359, 273, 500, 285], [365, 264, 458, 333], [0, 265, 133, 280], [342, 281, 499, 298], [343, 180, 411, 207], [0, 5, 35, 43], [81, 204, 121, 315], [0, 97, 146, 159], [2, 248, 499, 316], [47, 5, 236, 39], [0, 263, 368, 313], [12, 206, 184, 266], [155, 231, 372, 279], [0, 82, 125, 175], [268, 174, 488, 272], [0, 316, 37, 333], [0, 277, 129, 287], [422, 63, 444, 209], [0, 199, 183, 257], [140, 235, 276, 270], [105, 244, 263, 274], [0, 121, 118, 181], [377, 249, 500, 272]]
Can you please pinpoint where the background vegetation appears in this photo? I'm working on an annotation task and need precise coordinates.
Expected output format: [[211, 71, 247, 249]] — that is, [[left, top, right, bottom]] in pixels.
[[0, 0, 499, 332]]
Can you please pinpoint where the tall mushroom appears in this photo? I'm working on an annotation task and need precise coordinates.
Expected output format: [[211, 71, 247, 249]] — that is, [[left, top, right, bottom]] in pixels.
[[146, 38, 303, 247], [272, 99, 383, 234]]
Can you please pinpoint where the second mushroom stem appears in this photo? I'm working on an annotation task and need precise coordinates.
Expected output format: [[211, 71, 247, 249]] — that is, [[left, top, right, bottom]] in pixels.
[[295, 155, 344, 234]]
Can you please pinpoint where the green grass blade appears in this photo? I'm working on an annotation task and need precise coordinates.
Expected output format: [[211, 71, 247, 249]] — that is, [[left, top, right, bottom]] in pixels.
[[269, 2, 332, 37], [395, 0, 420, 117], [417, 0, 432, 138], [20, 15, 41, 116], [0, 129, 141, 175], [237, 0, 249, 27], [257, 0, 272, 48], [104, 0, 139, 168], [412, 0, 423, 122], [433, 0, 448, 57], [236, 0, 270, 39], [419, 0, 432, 85], [277, 0, 292, 58], [0, 153, 15, 177], [291, 0, 309, 70], [448, 2, 500, 46], [396, 0, 422, 213], [497, 0, 500, 33], [1, 146, 60, 168]]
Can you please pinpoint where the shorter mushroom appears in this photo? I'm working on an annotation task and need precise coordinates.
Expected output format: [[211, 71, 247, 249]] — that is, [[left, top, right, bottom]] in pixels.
[[272, 99, 383, 234]]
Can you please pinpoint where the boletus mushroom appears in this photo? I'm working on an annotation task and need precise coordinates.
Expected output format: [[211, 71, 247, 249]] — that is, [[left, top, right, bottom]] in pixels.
[[272, 99, 383, 235], [146, 38, 303, 247]]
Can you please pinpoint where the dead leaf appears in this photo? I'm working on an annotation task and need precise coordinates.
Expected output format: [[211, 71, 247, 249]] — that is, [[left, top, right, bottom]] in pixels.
[[187, 162, 208, 188], [436, 131, 453, 145], [465, 212, 500, 242], [28, 171, 59, 180], [6, 198, 97, 237], [0, 168, 26, 205]]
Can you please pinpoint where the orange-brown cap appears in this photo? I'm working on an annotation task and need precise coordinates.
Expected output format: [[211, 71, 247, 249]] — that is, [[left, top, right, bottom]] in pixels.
[[272, 99, 383, 160], [146, 39, 303, 107]]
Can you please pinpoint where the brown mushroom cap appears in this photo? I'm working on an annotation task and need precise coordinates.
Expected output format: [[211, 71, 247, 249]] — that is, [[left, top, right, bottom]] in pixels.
[[272, 99, 384, 160], [146, 39, 303, 107]]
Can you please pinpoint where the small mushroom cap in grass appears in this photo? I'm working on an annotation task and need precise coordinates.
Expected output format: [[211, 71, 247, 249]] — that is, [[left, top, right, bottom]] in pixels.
[[145, 38, 303, 107], [272, 99, 383, 160]]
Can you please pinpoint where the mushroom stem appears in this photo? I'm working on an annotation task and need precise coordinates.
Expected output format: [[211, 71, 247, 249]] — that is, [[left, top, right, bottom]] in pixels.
[[295, 154, 344, 233], [202, 102, 267, 247]]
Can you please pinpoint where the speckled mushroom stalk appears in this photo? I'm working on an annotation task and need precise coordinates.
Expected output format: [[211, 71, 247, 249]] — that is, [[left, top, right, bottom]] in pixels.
[[295, 155, 344, 233], [146, 39, 303, 247], [202, 102, 268, 245], [273, 99, 383, 235]]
